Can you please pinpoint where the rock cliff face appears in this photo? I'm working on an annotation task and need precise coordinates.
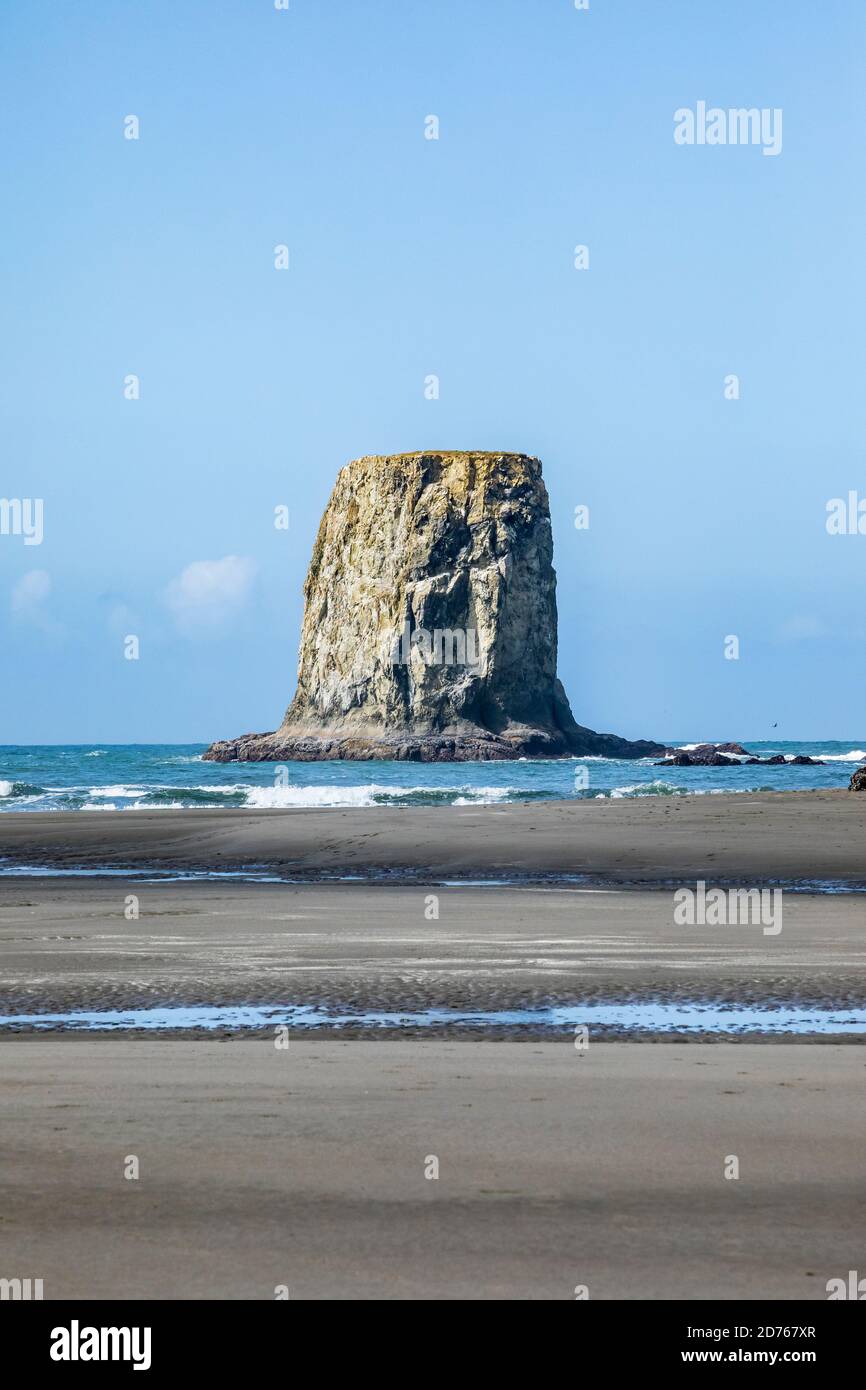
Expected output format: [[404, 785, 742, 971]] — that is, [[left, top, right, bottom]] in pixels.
[[204, 451, 664, 762]]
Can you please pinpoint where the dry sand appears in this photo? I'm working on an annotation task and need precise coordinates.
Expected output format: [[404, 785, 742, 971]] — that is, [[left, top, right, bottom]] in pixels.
[[0, 1039, 862, 1299], [1, 791, 865, 885]]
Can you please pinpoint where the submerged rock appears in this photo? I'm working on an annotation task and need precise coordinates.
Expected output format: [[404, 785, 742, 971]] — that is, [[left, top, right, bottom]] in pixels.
[[204, 451, 665, 763]]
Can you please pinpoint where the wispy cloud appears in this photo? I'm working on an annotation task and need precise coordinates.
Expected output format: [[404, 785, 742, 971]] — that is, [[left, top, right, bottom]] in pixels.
[[10, 569, 52, 623], [98, 592, 142, 636], [164, 556, 257, 636], [776, 614, 826, 643]]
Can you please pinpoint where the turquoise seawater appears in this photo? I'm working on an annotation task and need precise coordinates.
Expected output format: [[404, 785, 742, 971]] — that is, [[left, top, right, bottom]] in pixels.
[[0, 741, 862, 811]]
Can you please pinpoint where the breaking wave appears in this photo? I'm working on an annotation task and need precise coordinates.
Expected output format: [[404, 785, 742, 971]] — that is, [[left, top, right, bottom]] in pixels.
[[598, 781, 685, 799], [0, 780, 44, 799], [244, 783, 537, 809]]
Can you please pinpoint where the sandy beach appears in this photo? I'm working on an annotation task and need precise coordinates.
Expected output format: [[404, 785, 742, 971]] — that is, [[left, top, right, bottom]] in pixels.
[[2, 798, 865, 1298], [2, 791, 866, 885], [1, 878, 865, 1035], [0, 1039, 862, 1300]]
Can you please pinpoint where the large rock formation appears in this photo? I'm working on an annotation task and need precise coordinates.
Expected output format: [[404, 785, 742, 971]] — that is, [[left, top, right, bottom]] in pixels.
[[204, 451, 664, 762]]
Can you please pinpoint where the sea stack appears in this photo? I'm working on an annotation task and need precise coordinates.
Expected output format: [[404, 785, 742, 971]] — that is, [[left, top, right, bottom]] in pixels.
[[204, 451, 664, 762]]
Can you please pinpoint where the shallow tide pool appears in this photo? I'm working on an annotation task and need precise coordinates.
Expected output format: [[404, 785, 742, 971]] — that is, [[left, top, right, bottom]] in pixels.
[[2, 1001, 866, 1034]]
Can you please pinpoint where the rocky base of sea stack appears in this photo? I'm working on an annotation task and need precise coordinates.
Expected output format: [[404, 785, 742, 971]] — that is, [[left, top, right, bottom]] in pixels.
[[203, 725, 665, 763]]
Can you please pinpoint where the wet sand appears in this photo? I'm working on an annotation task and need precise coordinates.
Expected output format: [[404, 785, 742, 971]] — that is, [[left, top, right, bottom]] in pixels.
[[0, 1039, 862, 1299], [1, 791, 865, 885], [2, 807, 864, 1300], [1, 879, 865, 1035]]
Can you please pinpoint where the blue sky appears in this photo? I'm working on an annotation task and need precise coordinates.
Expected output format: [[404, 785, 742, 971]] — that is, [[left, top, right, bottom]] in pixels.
[[1, 0, 864, 743]]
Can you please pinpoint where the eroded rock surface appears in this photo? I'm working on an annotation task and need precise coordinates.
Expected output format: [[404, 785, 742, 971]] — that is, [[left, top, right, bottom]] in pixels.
[[204, 451, 664, 762]]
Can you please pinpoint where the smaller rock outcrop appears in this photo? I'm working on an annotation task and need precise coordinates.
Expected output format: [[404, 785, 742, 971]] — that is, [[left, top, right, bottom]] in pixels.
[[669, 742, 753, 757], [849, 767, 866, 791], [656, 750, 825, 769], [656, 751, 740, 767], [657, 742, 753, 765], [743, 754, 824, 766]]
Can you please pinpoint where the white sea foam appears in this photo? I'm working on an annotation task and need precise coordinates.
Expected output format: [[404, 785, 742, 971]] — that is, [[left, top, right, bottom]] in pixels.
[[597, 785, 754, 799], [81, 801, 117, 810], [451, 789, 516, 805], [601, 781, 680, 799], [91, 785, 148, 798], [245, 785, 377, 808], [126, 801, 186, 810], [0, 780, 13, 797], [192, 784, 248, 793], [817, 749, 866, 762], [244, 783, 517, 809], [89, 783, 245, 799], [675, 743, 748, 757]]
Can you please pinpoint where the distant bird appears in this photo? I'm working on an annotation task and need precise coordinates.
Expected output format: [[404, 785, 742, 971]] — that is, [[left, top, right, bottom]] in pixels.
[[772, 722, 778, 728]]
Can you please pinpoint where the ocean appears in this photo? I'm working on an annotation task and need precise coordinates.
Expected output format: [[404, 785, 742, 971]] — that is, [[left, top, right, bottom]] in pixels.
[[0, 741, 863, 812]]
